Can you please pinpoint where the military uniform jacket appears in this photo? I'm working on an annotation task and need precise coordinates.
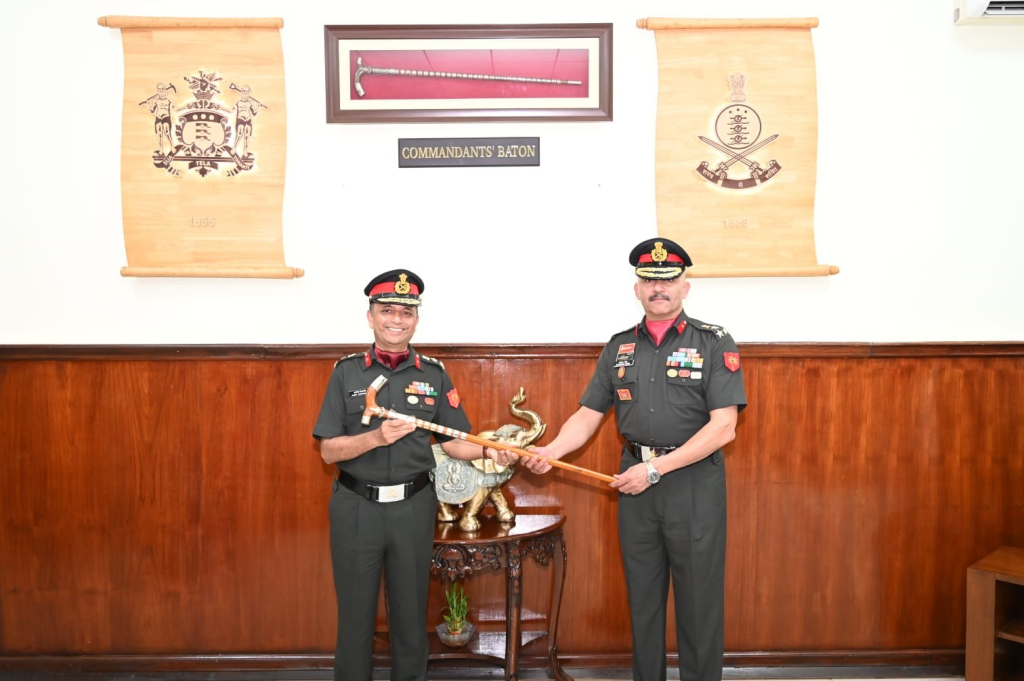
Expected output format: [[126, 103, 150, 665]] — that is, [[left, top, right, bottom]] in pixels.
[[580, 310, 747, 448], [313, 345, 472, 485]]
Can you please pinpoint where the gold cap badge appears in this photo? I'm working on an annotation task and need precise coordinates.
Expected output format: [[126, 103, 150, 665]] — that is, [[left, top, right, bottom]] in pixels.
[[395, 273, 411, 295], [651, 242, 668, 262]]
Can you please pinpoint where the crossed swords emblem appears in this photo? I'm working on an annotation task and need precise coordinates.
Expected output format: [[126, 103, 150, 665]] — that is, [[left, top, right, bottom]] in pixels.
[[699, 134, 777, 178], [696, 132, 783, 189]]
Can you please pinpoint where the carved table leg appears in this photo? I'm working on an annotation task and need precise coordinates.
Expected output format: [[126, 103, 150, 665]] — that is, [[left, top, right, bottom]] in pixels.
[[506, 538, 522, 681], [549, 528, 573, 681]]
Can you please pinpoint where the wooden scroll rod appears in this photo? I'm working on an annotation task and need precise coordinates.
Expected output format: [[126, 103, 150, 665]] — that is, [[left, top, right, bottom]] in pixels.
[[686, 265, 839, 278], [98, 16, 284, 29], [121, 267, 304, 279], [637, 18, 819, 30]]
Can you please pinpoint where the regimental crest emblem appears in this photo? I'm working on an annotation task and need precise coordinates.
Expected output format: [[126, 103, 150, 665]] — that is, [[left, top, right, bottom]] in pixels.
[[395, 273, 411, 294], [140, 70, 268, 177], [696, 73, 782, 190]]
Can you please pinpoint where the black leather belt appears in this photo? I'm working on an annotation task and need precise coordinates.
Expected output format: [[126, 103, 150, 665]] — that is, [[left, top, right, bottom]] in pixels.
[[627, 441, 679, 461], [338, 470, 431, 503]]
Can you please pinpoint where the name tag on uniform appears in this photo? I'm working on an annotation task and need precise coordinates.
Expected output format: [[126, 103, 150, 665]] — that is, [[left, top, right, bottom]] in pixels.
[[348, 389, 367, 398], [614, 343, 636, 367]]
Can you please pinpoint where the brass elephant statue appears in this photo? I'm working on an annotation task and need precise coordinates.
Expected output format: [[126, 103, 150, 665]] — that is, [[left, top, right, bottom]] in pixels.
[[431, 387, 546, 532]]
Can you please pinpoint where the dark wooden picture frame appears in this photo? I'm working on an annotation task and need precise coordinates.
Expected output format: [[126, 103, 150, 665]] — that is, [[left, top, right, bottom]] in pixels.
[[324, 23, 612, 123]]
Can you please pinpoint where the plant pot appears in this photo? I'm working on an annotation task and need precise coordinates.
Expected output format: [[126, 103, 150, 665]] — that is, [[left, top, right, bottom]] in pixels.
[[435, 621, 475, 648]]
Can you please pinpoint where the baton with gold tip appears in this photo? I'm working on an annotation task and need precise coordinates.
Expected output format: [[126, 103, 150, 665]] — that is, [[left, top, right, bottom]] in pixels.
[[361, 375, 615, 484]]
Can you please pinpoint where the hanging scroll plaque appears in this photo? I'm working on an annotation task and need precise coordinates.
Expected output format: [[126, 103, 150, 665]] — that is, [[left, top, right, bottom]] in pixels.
[[99, 16, 302, 279], [638, 18, 837, 278]]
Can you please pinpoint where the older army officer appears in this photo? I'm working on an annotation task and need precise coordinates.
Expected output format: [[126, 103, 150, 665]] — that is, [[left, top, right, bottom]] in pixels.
[[313, 269, 500, 681], [516, 239, 747, 681]]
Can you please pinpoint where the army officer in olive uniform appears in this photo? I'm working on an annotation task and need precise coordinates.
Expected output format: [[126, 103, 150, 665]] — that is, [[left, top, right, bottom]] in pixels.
[[518, 239, 747, 681], [313, 269, 498, 681]]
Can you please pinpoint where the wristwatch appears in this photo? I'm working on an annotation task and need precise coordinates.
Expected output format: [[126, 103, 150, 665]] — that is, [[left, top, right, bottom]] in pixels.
[[644, 461, 661, 485]]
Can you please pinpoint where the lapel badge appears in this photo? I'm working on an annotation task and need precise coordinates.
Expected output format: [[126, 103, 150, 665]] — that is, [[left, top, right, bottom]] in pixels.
[[617, 389, 632, 401]]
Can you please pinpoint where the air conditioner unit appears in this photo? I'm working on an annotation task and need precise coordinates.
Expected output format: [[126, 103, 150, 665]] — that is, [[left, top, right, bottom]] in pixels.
[[954, 0, 1024, 24]]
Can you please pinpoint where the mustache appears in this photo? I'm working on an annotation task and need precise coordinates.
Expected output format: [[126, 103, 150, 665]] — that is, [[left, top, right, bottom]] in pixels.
[[647, 293, 671, 302]]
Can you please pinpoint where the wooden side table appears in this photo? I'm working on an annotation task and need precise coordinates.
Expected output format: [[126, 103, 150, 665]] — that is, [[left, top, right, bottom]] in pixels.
[[430, 514, 572, 681], [967, 546, 1024, 681]]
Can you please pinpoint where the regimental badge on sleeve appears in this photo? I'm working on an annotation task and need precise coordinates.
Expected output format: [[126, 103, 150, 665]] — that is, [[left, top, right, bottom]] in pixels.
[[447, 388, 461, 408], [724, 352, 741, 372]]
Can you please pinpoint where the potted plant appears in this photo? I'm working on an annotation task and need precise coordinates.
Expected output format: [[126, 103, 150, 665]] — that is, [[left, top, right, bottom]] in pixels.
[[435, 581, 475, 647]]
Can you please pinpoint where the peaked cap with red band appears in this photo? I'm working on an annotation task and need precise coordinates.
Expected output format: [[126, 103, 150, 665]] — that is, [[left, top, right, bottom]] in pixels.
[[364, 269, 424, 307], [629, 237, 693, 280]]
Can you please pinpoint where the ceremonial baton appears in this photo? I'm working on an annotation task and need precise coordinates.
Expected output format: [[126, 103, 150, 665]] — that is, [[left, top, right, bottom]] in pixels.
[[361, 375, 615, 484], [353, 57, 583, 98]]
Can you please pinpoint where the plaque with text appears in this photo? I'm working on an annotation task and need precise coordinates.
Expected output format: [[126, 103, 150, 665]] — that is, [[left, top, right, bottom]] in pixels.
[[399, 137, 539, 167]]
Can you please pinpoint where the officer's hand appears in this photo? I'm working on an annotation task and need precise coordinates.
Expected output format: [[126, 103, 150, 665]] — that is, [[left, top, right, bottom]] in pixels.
[[521, 445, 555, 474], [484, 446, 518, 466], [377, 419, 416, 445], [610, 463, 649, 495]]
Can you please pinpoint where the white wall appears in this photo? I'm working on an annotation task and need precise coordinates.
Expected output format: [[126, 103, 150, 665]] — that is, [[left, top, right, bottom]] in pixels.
[[2, 0, 1022, 344]]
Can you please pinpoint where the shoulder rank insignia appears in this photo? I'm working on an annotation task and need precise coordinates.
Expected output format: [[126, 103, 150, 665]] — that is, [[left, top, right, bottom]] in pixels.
[[419, 354, 445, 370], [699, 323, 730, 339], [334, 352, 363, 368]]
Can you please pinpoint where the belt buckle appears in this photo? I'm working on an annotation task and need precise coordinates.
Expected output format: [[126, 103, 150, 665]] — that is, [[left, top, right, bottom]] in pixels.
[[641, 447, 657, 462], [376, 483, 406, 503]]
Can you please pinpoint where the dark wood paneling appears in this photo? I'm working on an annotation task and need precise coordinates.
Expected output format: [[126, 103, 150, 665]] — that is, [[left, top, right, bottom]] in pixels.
[[1, 344, 1022, 670], [2, 342, 1023, 361]]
